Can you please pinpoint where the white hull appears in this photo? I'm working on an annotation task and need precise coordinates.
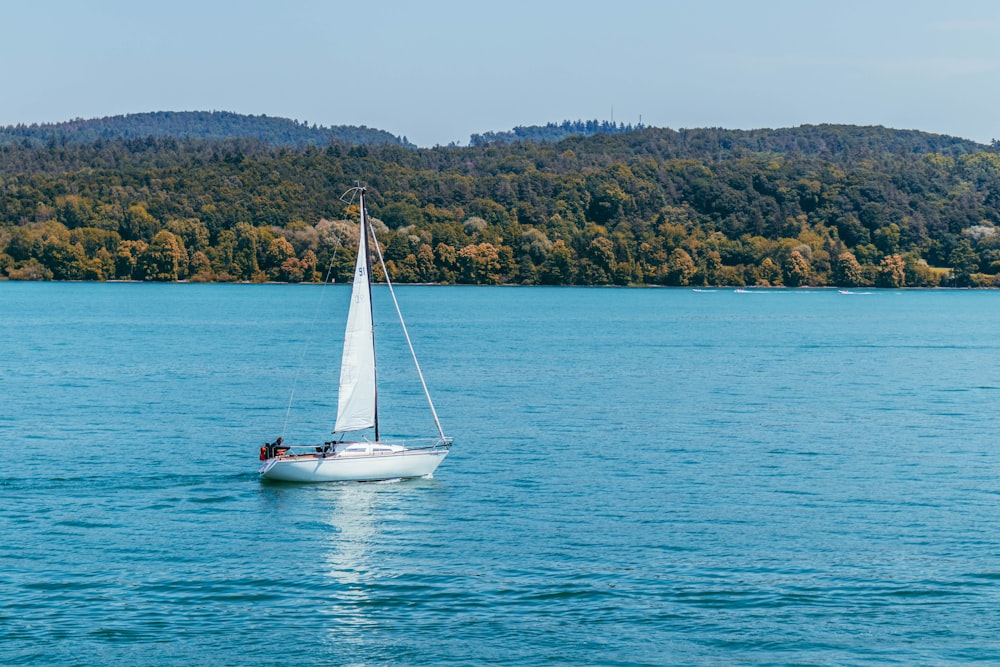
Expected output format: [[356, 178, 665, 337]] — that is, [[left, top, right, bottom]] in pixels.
[[260, 448, 448, 483]]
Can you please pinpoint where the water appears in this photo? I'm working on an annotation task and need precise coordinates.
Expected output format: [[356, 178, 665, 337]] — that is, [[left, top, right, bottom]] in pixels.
[[2, 283, 1000, 665]]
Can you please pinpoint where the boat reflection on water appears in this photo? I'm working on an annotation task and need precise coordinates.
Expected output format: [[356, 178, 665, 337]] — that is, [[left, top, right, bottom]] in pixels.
[[319, 481, 400, 652], [323, 483, 381, 586]]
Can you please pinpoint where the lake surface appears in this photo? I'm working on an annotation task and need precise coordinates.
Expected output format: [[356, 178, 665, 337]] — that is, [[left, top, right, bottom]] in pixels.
[[2, 283, 1000, 665]]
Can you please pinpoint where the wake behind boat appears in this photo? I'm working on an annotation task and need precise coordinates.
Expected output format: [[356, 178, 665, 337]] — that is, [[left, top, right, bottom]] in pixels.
[[258, 186, 452, 483]]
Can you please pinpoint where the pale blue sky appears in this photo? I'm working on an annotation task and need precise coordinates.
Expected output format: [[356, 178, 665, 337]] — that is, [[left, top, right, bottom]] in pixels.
[[3, 0, 998, 146]]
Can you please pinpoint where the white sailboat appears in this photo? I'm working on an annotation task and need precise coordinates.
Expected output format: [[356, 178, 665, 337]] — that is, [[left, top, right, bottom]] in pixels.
[[259, 186, 452, 482]]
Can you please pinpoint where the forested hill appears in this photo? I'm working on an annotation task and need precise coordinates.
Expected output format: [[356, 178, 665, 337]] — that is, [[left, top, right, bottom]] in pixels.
[[470, 120, 643, 146], [1, 123, 999, 288], [0, 111, 411, 148]]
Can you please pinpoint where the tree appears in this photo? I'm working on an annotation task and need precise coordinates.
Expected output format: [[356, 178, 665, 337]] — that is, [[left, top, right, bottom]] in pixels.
[[948, 240, 980, 286], [876, 254, 906, 287], [662, 248, 697, 286], [189, 251, 214, 281], [756, 257, 782, 286], [456, 242, 502, 284], [783, 249, 811, 287], [300, 250, 318, 282], [265, 237, 296, 279], [6, 259, 53, 280], [835, 214, 870, 246], [874, 223, 901, 254], [231, 222, 259, 280], [209, 230, 236, 280], [834, 251, 865, 287], [416, 243, 437, 282], [137, 230, 184, 281], [116, 240, 148, 279], [279, 257, 307, 282], [585, 237, 616, 284], [540, 240, 575, 284], [93, 247, 115, 280], [122, 204, 160, 241], [166, 218, 210, 253], [39, 238, 87, 280], [587, 181, 630, 224], [704, 250, 723, 285]]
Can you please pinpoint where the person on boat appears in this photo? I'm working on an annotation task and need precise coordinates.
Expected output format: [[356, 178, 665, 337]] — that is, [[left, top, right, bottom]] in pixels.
[[274, 437, 289, 457]]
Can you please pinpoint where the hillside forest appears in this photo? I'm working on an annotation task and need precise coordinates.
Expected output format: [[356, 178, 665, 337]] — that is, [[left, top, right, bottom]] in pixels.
[[2, 119, 1000, 288]]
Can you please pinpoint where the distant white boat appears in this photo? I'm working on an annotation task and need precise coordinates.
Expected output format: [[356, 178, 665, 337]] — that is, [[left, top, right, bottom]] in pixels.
[[259, 186, 452, 483]]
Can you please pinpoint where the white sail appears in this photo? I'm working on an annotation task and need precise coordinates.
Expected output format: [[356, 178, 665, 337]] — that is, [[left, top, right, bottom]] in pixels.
[[334, 200, 377, 433]]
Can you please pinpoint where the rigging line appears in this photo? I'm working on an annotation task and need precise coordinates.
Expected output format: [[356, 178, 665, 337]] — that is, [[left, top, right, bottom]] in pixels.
[[368, 210, 448, 442], [279, 215, 347, 439]]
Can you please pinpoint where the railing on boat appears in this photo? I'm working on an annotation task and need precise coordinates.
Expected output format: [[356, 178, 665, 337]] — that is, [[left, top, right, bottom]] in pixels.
[[273, 437, 452, 458]]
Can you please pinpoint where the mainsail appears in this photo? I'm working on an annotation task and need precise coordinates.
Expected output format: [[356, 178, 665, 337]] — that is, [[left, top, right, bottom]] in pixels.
[[334, 196, 377, 433]]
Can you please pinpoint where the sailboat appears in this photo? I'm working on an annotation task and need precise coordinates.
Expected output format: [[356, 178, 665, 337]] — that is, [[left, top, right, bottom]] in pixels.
[[259, 186, 452, 482]]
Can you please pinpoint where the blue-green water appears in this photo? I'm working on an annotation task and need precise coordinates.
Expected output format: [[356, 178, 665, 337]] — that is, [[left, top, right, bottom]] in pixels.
[[2, 283, 1000, 665]]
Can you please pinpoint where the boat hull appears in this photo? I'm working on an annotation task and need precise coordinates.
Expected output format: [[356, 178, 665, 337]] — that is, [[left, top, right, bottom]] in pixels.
[[259, 448, 449, 483]]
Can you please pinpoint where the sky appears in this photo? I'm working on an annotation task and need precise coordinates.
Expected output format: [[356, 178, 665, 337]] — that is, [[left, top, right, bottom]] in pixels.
[[2, 0, 999, 146]]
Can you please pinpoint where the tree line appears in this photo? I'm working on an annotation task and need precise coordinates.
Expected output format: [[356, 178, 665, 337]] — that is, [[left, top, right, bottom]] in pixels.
[[0, 111, 409, 148], [469, 120, 643, 146], [1, 123, 999, 287]]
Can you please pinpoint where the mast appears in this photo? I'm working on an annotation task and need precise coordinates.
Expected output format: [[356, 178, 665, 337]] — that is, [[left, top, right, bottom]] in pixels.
[[360, 188, 379, 442]]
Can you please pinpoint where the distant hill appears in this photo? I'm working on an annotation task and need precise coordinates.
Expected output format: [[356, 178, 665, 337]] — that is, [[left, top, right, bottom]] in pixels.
[[471, 120, 988, 158], [0, 111, 413, 148], [470, 120, 642, 146], [2, 120, 999, 288]]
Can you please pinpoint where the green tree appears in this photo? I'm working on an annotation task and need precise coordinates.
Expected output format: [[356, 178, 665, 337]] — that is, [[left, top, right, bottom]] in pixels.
[[123, 204, 160, 241], [541, 240, 576, 285], [835, 251, 865, 287], [434, 243, 457, 283], [585, 237, 616, 284], [166, 218, 210, 253], [93, 247, 115, 280], [209, 230, 236, 280], [116, 240, 148, 279], [4, 227, 40, 262], [189, 251, 214, 281], [416, 243, 437, 282], [783, 249, 811, 287], [948, 240, 980, 286], [231, 222, 259, 280], [40, 239, 87, 280], [265, 237, 296, 279], [662, 248, 697, 286], [137, 230, 184, 281], [756, 257, 782, 286], [704, 250, 723, 286], [874, 223, 901, 254]]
